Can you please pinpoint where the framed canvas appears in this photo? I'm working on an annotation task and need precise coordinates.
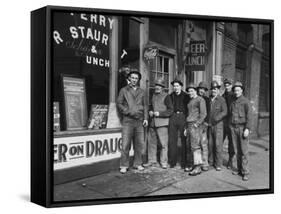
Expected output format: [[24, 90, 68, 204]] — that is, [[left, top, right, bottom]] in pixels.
[[31, 5, 274, 208]]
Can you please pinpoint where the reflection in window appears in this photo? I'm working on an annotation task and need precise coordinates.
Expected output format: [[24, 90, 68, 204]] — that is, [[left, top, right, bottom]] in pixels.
[[118, 17, 141, 91], [149, 55, 170, 98]]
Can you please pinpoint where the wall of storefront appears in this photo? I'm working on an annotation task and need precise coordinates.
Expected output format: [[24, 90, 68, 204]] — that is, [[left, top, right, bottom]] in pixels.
[[222, 22, 270, 137]]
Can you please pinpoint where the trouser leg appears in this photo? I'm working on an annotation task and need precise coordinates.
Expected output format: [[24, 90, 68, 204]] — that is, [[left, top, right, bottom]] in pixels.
[[147, 127, 158, 163], [200, 126, 209, 167], [190, 126, 202, 166], [238, 126, 249, 175], [225, 125, 234, 166], [208, 127, 214, 166], [156, 126, 169, 165], [185, 128, 193, 168], [230, 126, 239, 172], [168, 116, 178, 167], [120, 124, 134, 168], [178, 115, 186, 168], [133, 121, 144, 167], [214, 124, 224, 168]]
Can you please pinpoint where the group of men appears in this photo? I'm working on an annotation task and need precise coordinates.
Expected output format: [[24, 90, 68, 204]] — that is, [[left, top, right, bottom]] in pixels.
[[117, 70, 252, 181]]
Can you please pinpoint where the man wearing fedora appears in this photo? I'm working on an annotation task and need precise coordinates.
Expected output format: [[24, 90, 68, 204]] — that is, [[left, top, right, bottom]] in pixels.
[[222, 78, 235, 169], [208, 81, 227, 171], [184, 83, 207, 176], [117, 70, 148, 174], [168, 78, 190, 169], [229, 81, 252, 181], [144, 78, 173, 169], [197, 82, 210, 171]]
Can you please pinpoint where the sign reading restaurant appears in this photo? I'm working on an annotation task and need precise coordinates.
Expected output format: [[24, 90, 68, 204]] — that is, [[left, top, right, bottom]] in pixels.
[[186, 40, 206, 71], [53, 13, 114, 68]]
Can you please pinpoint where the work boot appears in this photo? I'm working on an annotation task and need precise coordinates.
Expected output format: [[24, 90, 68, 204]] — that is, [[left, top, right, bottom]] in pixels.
[[202, 166, 209, 171], [119, 167, 128, 174], [227, 162, 232, 169], [135, 165, 145, 171], [215, 167, 222, 171], [189, 166, 201, 176], [184, 167, 193, 172], [143, 162, 155, 167], [242, 175, 249, 181]]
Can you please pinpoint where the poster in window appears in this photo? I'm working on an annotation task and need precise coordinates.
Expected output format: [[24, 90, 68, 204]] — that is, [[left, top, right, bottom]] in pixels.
[[63, 76, 88, 130], [87, 104, 109, 129]]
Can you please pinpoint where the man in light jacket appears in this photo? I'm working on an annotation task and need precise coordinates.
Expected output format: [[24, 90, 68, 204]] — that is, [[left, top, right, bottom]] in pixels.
[[117, 70, 148, 174]]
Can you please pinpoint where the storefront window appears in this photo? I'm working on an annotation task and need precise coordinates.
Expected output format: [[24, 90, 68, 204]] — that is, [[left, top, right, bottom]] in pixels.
[[118, 17, 141, 91], [52, 12, 113, 131]]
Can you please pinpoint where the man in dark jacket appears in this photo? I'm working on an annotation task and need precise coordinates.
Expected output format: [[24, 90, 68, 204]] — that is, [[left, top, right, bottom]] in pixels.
[[222, 78, 235, 169], [197, 82, 210, 171], [168, 78, 190, 170], [144, 78, 173, 169], [229, 82, 252, 181], [184, 83, 207, 176], [208, 81, 227, 171], [117, 70, 148, 174]]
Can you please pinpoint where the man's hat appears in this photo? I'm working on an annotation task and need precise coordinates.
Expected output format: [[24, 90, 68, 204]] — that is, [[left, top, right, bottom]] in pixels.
[[197, 81, 208, 91], [154, 78, 166, 88], [223, 78, 233, 85], [171, 77, 183, 86], [186, 83, 197, 91], [210, 80, 221, 89], [127, 70, 142, 80], [232, 81, 244, 91]]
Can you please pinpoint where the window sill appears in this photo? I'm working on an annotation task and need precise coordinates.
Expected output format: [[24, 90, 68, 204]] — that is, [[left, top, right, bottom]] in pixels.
[[54, 127, 122, 138]]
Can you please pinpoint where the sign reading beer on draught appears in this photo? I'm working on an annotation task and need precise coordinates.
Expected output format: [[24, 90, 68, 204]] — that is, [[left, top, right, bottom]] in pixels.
[[186, 40, 206, 71], [54, 132, 133, 170]]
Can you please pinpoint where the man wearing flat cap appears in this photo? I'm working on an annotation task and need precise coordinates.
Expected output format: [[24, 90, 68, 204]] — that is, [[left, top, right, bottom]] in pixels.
[[222, 78, 235, 169], [184, 83, 207, 176], [168, 78, 190, 169], [197, 82, 210, 171], [207, 81, 227, 171], [117, 70, 148, 174], [229, 81, 252, 181], [144, 78, 173, 169]]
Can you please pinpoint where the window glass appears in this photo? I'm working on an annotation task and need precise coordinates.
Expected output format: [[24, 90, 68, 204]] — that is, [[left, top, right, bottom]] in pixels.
[[52, 12, 113, 130], [118, 17, 140, 91]]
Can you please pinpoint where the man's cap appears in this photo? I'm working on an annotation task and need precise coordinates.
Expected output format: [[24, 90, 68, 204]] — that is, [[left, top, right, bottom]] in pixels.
[[210, 80, 221, 89], [223, 78, 233, 85], [154, 78, 166, 88], [186, 83, 197, 91], [197, 81, 208, 90], [171, 77, 183, 86], [232, 81, 244, 90], [127, 70, 142, 80]]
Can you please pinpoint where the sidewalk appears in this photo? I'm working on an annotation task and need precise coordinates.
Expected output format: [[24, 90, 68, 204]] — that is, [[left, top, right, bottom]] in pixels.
[[54, 136, 270, 201]]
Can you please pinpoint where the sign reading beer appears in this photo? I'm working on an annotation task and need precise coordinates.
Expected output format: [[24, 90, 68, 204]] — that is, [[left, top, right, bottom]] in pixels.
[[63, 76, 88, 130], [54, 132, 133, 170], [186, 40, 206, 71]]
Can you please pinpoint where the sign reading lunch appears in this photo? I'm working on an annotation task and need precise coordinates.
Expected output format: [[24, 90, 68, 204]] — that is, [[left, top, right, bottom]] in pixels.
[[54, 132, 132, 170], [53, 13, 114, 68], [185, 40, 206, 71]]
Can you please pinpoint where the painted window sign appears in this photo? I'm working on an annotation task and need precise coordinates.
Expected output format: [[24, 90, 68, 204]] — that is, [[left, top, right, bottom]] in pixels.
[[186, 40, 206, 71], [54, 132, 133, 170], [53, 12, 114, 68]]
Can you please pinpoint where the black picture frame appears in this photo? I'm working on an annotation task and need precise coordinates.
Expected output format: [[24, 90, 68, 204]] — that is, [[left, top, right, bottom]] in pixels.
[[31, 5, 274, 208]]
